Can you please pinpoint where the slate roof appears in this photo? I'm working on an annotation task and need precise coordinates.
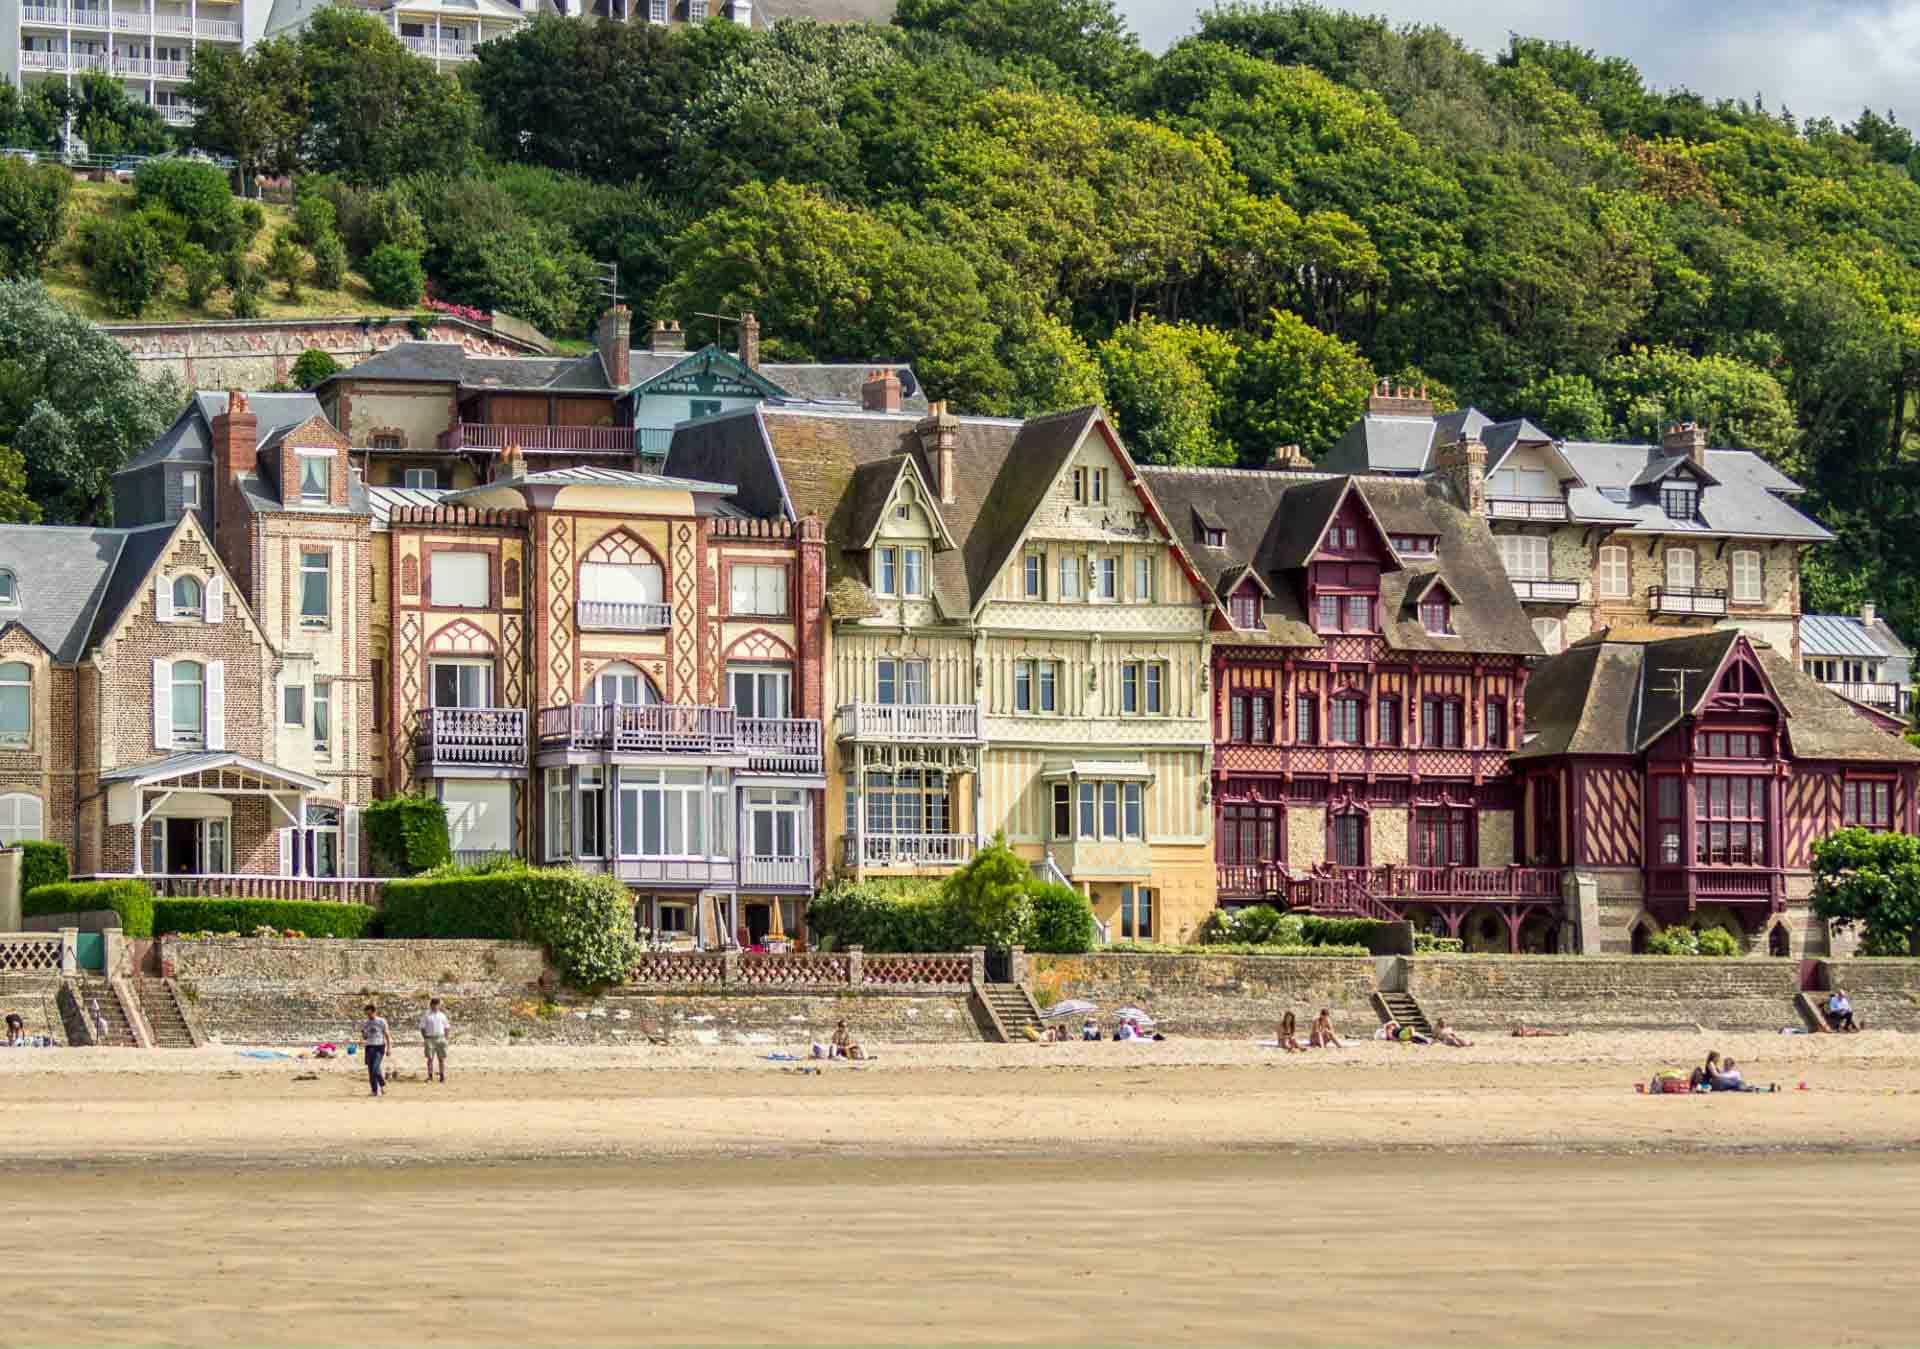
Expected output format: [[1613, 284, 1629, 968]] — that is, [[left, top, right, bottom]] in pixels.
[[0, 525, 131, 663], [118, 392, 326, 475], [1801, 612, 1913, 661], [366, 486, 450, 532], [1140, 467, 1541, 657], [1321, 406, 1549, 475], [1517, 631, 1920, 763]]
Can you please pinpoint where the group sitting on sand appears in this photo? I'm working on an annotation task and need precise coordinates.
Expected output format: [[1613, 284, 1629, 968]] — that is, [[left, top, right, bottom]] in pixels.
[[1688, 1051, 1780, 1093], [1371, 1017, 1473, 1047], [1276, 1009, 1344, 1051]]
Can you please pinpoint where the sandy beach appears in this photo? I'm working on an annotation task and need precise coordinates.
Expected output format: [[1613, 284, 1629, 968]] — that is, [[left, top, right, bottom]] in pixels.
[[4, 1033, 1917, 1346]]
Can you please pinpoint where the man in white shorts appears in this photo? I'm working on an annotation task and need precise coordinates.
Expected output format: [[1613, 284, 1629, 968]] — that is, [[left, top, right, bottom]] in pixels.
[[419, 997, 451, 1083]]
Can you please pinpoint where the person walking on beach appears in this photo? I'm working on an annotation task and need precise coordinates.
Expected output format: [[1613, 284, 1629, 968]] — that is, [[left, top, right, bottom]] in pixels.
[[361, 1002, 391, 1096], [419, 997, 451, 1084]]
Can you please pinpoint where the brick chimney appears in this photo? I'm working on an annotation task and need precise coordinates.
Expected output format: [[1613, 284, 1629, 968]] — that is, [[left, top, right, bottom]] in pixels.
[[212, 389, 257, 486], [1266, 444, 1313, 471], [1664, 421, 1708, 469], [1366, 378, 1434, 418], [738, 311, 761, 371], [916, 400, 959, 505], [1431, 434, 1487, 514], [862, 368, 903, 415], [209, 390, 257, 597], [596, 306, 632, 388], [649, 319, 685, 354], [500, 442, 528, 482]]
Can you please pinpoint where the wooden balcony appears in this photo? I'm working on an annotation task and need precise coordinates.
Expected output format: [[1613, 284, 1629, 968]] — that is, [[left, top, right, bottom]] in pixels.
[[837, 702, 982, 743], [414, 706, 527, 772], [576, 599, 671, 631], [1647, 867, 1780, 905], [437, 423, 637, 454], [739, 854, 813, 889], [843, 833, 977, 869], [1217, 861, 1289, 898], [1824, 681, 1911, 714], [1214, 743, 1512, 780], [1648, 585, 1728, 617], [1486, 497, 1569, 522], [1221, 863, 1563, 906], [538, 703, 736, 755], [739, 717, 823, 776], [1511, 578, 1581, 604]]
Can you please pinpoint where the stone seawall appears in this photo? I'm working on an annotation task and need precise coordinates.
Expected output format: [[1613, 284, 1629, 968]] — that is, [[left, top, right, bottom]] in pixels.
[[1027, 953, 1378, 1037], [1408, 957, 1803, 1030], [1817, 960, 1920, 1031], [163, 937, 549, 988], [103, 315, 547, 390], [611, 991, 985, 1046]]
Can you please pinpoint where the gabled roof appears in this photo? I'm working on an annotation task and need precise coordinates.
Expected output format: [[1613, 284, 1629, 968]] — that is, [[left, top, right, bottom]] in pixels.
[[629, 345, 786, 401], [118, 392, 326, 476], [1518, 631, 1920, 763], [844, 457, 955, 551], [1629, 453, 1718, 489], [83, 523, 177, 652], [1557, 442, 1828, 541], [1321, 405, 1552, 476], [0, 525, 128, 663], [99, 750, 326, 791], [1216, 562, 1272, 601], [1139, 467, 1541, 656]]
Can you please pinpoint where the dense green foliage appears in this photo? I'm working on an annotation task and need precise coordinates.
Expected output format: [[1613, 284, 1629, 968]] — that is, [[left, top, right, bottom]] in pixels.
[[132, 160, 245, 254], [381, 864, 639, 986], [83, 213, 169, 317], [14, 840, 69, 896], [362, 244, 425, 307], [1813, 828, 1920, 955], [23, 879, 153, 937], [152, 898, 376, 939], [1199, 907, 1388, 950], [363, 794, 453, 876], [0, 73, 171, 157], [289, 348, 342, 389], [809, 837, 1097, 952], [0, 158, 72, 279]]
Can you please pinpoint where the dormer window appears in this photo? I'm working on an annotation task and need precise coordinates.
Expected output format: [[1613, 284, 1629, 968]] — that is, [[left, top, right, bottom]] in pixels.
[[1661, 481, 1698, 521], [1391, 534, 1436, 558], [0, 569, 15, 606], [1316, 594, 1373, 633], [1230, 592, 1259, 629], [297, 449, 332, 504], [1203, 527, 1226, 548], [1420, 596, 1454, 635], [874, 545, 926, 598]]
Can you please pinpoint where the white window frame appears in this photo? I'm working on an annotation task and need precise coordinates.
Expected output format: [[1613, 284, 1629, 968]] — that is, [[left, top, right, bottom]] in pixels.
[[744, 786, 805, 862], [0, 661, 30, 747], [1023, 554, 1044, 599], [170, 659, 206, 748], [171, 573, 204, 616], [296, 449, 333, 504], [1731, 549, 1763, 604], [0, 569, 15, 606], [1532, 617, 1565, 655], [875, 546, 898, 596], [299, 549, 331, 627], [1497, 534, 1549, 581], [181, 470, 201, 508], [728, 664, 791, 719], [1095, 557, 1117, 600], [0, 792, 39, 844], [403, 467, 439, 489], [1058, 556, 1083, 600], [729, 563, 787, 616], [902, 547, 926, 598], [616, 767, 728, 861], [312, 678, 332, 756], [1597, 545, 1630, 600], [431, 658, 494, 709], [580, 559, 662, 608], [1665, 547, 1697, 591], [1133, 554, 1154, 602], [283, 683, 306, 727], [592, 660, 657, 707]]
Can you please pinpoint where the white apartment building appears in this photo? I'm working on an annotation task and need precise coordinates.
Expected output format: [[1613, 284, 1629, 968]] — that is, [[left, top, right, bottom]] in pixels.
[[0, 0, 264, 127], [263, 0, 528, 71]]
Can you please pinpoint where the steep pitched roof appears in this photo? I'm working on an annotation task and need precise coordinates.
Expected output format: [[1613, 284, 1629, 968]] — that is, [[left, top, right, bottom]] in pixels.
[[959, 408, 1099, 612], [0, 525, 130, 662], [118, 392, 326, 476], [1801, 612, 1911, 661]]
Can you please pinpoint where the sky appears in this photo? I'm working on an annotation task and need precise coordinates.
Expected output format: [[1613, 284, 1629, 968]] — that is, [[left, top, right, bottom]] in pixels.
[[1116, 0, 1920, 129]]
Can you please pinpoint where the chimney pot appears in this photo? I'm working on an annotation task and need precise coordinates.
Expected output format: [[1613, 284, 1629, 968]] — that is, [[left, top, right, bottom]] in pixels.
[[1862, 602, 1878, 626], [1663, 420, 1708, 468], [649, 319, 686, 354], [862, 368, 903, 415], [916, 400, 959, 504], [596, 306, 632, 388], [738, 311, 761, 371]]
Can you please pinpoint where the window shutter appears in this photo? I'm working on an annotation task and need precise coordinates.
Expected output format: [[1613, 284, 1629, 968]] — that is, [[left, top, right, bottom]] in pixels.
[[205, 660, 226, 750], [342, 806, 360, 878], [277, 826, 294, 876], [152, 658, 171, 748], [154, 571, 172, 622], [205, 572, 224, 624]]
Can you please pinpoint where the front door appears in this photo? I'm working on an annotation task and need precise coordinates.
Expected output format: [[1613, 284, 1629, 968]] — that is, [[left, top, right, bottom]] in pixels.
[[165, 817, 199, 874], [745, 903, 771, 945]]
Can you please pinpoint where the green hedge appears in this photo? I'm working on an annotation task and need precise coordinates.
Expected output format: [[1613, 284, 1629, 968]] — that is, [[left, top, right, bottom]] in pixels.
[[364, 794, 453, 875], [1298, 916, 1386, 948], [15, 840, 69, 895], [808, 839, 1097, 954], [153, 898, 376, 939], [383, 865, 636, 986], [23, 879, 153, 937]]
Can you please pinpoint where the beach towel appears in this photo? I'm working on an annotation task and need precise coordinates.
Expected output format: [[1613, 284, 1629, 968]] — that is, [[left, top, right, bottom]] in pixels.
[[239, 1049, 294, 1059]]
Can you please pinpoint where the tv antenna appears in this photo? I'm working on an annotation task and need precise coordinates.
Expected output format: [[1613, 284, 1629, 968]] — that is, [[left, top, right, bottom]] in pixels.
[[1654, 665, 1706, 707], [597, 261, 623, 308], [694, 310, 747, 348]]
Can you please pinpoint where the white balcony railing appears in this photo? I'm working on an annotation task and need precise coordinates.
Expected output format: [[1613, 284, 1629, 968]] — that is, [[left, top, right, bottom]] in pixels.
[[1511, 578, 1581, 603], [847, 833, 977, 869], [539, 702, 736, 755], [740, 855, 812, 889], [20, 5, 69, 24], [576, 599, 671, 632], [415, 706, 528, 770], [1823, 681, 1910, 713], [19, 49, 68, 68], [1486, 497, 1570, 522], [67, 6, 106, 24], [738, 717, 823, 775], [1648, 586, 1728, 617], [194, 16, 240, 37], [837, 702, 981, 742], [154, 13, 195, 33]]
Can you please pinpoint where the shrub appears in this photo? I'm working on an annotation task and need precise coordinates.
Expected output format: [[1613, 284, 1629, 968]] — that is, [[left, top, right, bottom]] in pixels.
[[86, 213, 167, 317], [806, 878, 947, 952], [293, 193, 337, 248], [1299, 916, 1386, 949], [227, 260, 265, 318], [23, 878, 153, 937], [178, 242, 221, 309], [1022, 882, 1095, 954], [1413, 932, 1465, 954], [0, 156, 73, 278], [266, 228, 305, 300], [1202, 905, 1306, 947], [1695, 925, 1740, 957], [152, 898, 375, 939], [237, 199, 266, 248], [364, 793, 452, 875], [364, 243, 425, 306], [939, 837, 1031, 949], [289, 347, 342, 389], [310, 230, 348, 290], [382, 865, 638, 987], [16, 839, 69, 895], [1103, 941, 1372, 957], [133, 158, 241, 252], [1643, 926, 1701, 956], [134, 204, 189, 260]]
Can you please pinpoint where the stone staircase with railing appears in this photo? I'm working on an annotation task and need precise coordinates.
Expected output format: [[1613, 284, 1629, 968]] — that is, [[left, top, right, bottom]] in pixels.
[[1372, 989, 1434, 1039], [132, 977, 201, 1048], [64, 977, 142, 1047], [974, 982, 1044, 1042]]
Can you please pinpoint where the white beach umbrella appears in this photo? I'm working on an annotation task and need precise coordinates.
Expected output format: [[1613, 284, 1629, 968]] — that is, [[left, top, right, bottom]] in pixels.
[[1041, 999, 1098, 1021], [1112, 1006, 1156, 1026]]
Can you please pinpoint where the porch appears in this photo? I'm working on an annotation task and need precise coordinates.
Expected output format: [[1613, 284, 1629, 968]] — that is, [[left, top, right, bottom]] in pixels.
[[1218, 862, 1568, 949]]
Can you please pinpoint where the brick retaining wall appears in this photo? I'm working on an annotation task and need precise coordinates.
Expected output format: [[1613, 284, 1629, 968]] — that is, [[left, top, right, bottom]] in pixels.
[[1408, 956, 1803, 1030], [1027, 953, 1378, 1038], [1816, 960, 1920, 1031]]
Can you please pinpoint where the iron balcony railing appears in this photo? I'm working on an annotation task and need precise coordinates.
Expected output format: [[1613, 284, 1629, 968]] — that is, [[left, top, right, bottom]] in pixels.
[[576, 599, 671, 631], [1648, 585, 1729, 616], [539, 702, 736, 755], [414, 706, 528, 770], [836, 702, 982, 742]]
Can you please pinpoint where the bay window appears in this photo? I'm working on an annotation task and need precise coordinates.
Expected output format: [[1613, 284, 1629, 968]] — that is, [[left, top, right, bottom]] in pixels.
[[745, 788, 805, 860], [856, 770, 951, 836], [618, 768, 729, 859], [545, 769, 571, 862], [1696, 775, 1768, 866]]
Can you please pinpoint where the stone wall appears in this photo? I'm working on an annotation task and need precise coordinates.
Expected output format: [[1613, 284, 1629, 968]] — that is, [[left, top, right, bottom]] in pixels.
[[1027, 952, 1378, 1037], [103, 316, 547, 390], [0, 975, 70, 1044], [163, 937, 549, 987], [1409, 956, 1802, 1030], [612, 991, 985, 1045], [1816, 960, 1920, 1031]]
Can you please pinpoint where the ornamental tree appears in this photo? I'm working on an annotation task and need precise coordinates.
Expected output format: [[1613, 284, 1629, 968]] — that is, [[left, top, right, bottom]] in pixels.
[[1811, 827, 1920, 955]]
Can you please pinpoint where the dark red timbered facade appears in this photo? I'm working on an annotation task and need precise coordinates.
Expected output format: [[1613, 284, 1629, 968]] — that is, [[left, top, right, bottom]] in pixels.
[[1144, 466, 1562, 950], [1514, 629, 1920, 955]]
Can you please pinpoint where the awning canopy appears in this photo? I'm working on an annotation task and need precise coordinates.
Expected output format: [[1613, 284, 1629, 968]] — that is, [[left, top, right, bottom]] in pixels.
[[100, 751, 328, 794], [1040, 759, 1156, 783]]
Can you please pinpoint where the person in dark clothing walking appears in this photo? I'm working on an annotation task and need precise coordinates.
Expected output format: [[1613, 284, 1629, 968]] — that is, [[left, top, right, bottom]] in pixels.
[[361, 1002, 391, 1096]]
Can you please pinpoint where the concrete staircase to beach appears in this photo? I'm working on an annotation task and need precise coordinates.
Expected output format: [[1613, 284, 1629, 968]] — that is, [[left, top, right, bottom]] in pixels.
[[1793, 992, 1833, 1034], [133, 977, 200, 1048], [67, 977, 140, 1047], [1372, 989, 1434, 1038], [975, 982, 1044, 1042]]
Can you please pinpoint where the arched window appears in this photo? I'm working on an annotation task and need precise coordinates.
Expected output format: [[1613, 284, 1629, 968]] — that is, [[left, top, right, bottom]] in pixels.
[[593, 661, 660, 706], [172, 575, 203, 614], [0, 792, 41, 844], [0, 661, 29, 747]]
